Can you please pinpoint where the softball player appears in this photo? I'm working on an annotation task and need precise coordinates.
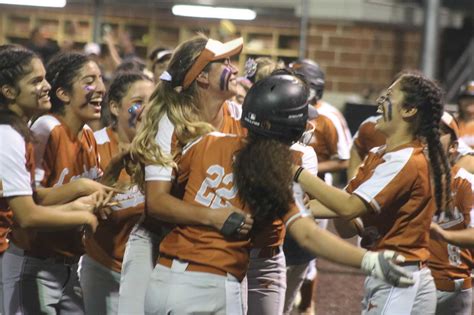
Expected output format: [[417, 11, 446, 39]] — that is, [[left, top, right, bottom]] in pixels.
[[144, 73, 413, 315], [0, 46, 103, 315], [457, 81, 474, 149], [120, 35, 250, 314], [16, 52, 105, 314], [79, 71, 154, 314], [298, 72, 450, 314]]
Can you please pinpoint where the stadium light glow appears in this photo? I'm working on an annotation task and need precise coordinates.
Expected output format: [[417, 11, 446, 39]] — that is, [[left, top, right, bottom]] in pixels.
[[172, 5, 256, 21], [0, 0, 66, 8]]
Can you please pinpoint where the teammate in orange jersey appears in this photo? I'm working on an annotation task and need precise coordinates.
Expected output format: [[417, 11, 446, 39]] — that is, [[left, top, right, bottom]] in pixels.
[[121, 35, 252, 314], [143, 73, 413, 315], [427, 112, 473, 315], [21, 52, 108, 314], [79, 71, 154, 314], [298, 72, 451, 314], [0, 47, 108, 315]]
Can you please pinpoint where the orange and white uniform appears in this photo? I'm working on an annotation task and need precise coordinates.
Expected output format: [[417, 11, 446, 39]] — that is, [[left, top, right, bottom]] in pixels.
[[17, 114, 102, 258], [429, 166, 472, 290], [347, 140, 437, 314], [0, 126, 35, 252], [119, 101, 246, 315], [352, 115, 386, 161], [85, 127, 144, 272], [346, 140, 435, 261]]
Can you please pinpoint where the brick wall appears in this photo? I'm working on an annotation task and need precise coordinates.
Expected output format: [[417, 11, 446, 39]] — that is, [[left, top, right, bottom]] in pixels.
[[306, 21, 422, 96]]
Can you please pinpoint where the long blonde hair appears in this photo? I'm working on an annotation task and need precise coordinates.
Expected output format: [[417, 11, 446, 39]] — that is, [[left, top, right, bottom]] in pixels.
[[130, 35, 214, 191]]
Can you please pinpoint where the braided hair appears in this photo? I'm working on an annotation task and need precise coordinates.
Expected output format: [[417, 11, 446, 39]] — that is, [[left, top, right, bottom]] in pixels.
[[398, 73, 452, 214], [0, 45, 37, 140], [46, 52, 90, 114]]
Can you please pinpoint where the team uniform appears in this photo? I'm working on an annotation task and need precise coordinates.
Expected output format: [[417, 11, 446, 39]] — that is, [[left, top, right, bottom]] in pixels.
[[346, 140, 437, 315], [145, 132, 307, 315], [2, 114, 102, 314], [118, 101, 245, 314], [428, 166, 473, 315], [0, 125, 35, 315], [80, 127, 144, 314]]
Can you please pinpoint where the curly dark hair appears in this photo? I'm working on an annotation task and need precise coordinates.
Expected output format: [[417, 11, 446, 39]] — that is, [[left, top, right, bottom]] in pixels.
[[233, 135, 294, 231], [0, 45, 37, 140], [46, 52, 90, 114], [398, 73, 452, 214]]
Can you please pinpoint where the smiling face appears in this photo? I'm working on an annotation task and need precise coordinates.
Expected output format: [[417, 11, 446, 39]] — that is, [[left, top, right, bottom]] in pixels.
[[65, 61, 105, 124], [10, 57, 51, 118], [374, 79, 409, 136], [113, 79, 154, 142], [204, 58, 239, 98]]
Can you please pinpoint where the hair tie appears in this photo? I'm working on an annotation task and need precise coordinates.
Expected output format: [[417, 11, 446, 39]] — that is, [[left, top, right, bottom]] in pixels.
[[174, 86, 183, 93], [159, 71, 172, 82]]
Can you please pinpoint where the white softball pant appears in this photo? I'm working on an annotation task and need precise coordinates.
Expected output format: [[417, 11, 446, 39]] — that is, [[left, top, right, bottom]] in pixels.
[[118, 223, 159, 315], [435, 287, 472, 315], [361, 266, 436, 315], [78, 254, 121, 315], [145, 259, 243, 315], [2, 243, 84, 315]]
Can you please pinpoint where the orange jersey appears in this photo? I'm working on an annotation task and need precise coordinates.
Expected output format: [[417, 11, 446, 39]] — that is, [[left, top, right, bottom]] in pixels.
[[428, 166, 473, 283], [346, 140, 436, 262], [0, 126, 36, 253], [84, 127, 145, 272], [310, 101, 351, 163], [459, 120, 474, 149], [143, 101, 246, 230], [12, 114, 102, 258], [352, 116, 386, 160], [159, 133, 304, 281]]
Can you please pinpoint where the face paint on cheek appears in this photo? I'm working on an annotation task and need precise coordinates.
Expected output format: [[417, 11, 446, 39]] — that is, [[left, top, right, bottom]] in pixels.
[[80, 85, 96, 108], [387, 98, 392, 121], [219, 68, 232, 91], [128, 103, 142, 128]]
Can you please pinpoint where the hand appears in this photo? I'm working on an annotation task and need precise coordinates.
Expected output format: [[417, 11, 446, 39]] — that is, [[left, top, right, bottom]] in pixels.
[[70, 194, 97, 212], [76, 178, 122, 197], [211, 207, 253, 237], [93, 190, 116, 220], [83, 211, 99, 234], [430, 222, 446, 241], [360, 250, 415, 287], [100, 150, 132, 186]]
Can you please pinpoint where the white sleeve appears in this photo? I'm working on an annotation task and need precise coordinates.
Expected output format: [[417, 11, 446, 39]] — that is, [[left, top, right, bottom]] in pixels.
[[0, 127, 33, 197], [30, 115, 59, 186], [144, 114, 176, 182]]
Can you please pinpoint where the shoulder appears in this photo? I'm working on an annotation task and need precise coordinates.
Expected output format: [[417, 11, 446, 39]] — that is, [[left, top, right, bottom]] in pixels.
[[93, 127, 110, 145], [182, 131, 239, 156], [30, 114, 61, 136], [0, 125, 26, 150]]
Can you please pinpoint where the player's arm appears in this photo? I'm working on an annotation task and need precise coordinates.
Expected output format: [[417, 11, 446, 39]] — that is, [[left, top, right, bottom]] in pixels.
[[333, 217, 362, 239], [317, 159, 349, 174], [145, 180, 252, 236], [295, 167, 369, 219], [7, 195, 98, 231], [35, 178, 117, 206], [287, 216, 413, 287], [347, 145, 363, 180], [455, 155, 474, 173], [306, 198, 340, 218], [431, 222, 474, 248]]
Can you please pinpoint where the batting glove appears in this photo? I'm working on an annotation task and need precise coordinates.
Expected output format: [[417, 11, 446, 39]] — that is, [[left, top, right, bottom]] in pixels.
[[361, 250, 415, 287]]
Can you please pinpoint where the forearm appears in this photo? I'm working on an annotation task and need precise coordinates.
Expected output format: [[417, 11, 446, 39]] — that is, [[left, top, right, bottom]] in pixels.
[[455, 155, 474, 173], [146, 192, 214, 226], [347, 146, 363, 179], [317, 159, 349, 174], [34, 180, 86, 206], [289, 218, 365, 268], [440, 228, 474, 248], [333, 218, 359, 239], [297, 169, 367, 219], [309, 200, 340, 218]]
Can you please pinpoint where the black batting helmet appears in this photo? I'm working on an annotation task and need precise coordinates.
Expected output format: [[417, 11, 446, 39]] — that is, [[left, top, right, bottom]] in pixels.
[[241, 74, 309, 143], [290, 59, 325, 102], [458, 80, 474, 99]]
